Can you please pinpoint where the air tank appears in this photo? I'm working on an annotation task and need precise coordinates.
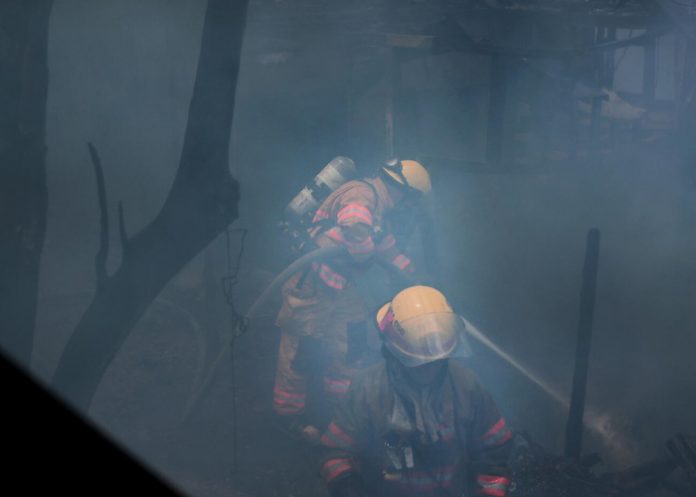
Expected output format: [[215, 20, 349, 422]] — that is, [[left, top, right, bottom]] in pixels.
[[285, 156, 357, 226]]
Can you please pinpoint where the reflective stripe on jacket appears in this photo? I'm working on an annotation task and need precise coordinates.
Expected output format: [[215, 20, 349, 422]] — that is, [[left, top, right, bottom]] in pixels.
[[318, 360, 512, 496]]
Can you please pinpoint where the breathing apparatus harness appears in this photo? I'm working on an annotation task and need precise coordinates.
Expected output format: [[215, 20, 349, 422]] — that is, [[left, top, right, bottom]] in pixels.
[[279, 156, 423, 256], [279, 156, 358, 254]]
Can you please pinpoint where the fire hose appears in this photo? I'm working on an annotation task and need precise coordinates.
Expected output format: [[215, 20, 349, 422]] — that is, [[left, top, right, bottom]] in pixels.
[[183, 240, 629, 461], [182, 244, 346, 423]]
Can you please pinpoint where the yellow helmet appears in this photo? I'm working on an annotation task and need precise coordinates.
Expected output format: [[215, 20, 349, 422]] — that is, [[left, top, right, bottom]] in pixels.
[[382, 159, 431, 195], [376, 286, 470, 367]]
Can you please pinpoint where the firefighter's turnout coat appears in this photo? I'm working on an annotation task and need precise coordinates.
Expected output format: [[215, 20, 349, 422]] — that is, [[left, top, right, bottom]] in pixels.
[[319, 360, 513, 497], [274, 177, 415, 417]]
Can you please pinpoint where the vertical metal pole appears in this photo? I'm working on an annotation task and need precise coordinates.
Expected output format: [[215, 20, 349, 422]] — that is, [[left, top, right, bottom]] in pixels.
[[676, 37, 696, 131], [604, 28, 616, 89], [644, 33, 657, 104], [605, 28, 617, 145], [590, 28, 606, 144], [564, 228, 601, 458], [344, 50, 356, 154], [486, 54, 507, 166], [385, 47, 399, 159]]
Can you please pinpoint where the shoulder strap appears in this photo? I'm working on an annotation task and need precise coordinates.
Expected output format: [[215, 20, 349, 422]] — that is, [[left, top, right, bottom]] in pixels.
[[360, 179, 381, 213]]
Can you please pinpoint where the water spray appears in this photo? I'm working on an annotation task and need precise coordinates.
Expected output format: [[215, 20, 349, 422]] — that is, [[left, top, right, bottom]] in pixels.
[[462, 316, 635, 462]]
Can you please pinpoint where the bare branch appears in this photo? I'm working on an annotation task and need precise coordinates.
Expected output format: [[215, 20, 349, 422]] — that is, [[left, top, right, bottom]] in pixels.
[[88, 142, 109, 291], [52, 0, 246, 411]]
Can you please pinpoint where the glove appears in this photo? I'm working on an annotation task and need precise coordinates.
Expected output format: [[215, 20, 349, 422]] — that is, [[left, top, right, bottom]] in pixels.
[[271, 413, 320, 444], [328, 473, 369, 497], [341, 224, 374, 263]]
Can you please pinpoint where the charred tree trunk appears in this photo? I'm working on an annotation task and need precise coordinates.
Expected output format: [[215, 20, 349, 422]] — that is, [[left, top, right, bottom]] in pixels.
[[51, 0, 248, 411], [0, 1, 53, 366]]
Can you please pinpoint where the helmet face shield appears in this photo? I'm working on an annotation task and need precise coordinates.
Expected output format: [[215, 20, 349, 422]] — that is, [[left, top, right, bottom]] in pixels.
[[380, 310, 471, 367]]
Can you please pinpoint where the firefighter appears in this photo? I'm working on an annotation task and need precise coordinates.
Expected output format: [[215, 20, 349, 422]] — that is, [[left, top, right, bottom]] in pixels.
[[319, 286, 513, 497], [273, 160, 432, 443]]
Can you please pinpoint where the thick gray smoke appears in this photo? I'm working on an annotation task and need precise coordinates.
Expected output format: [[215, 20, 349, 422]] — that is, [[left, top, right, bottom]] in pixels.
[[26, 1, 696, 494]]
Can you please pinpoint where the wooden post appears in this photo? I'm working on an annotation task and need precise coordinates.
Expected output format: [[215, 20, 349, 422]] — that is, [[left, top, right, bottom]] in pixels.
[[565, 229, 601, 459]]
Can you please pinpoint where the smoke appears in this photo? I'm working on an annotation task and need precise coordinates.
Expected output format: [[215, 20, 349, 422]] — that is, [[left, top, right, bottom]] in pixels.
[[31, 1, 696, 493], [463, 317, 642, 463]]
